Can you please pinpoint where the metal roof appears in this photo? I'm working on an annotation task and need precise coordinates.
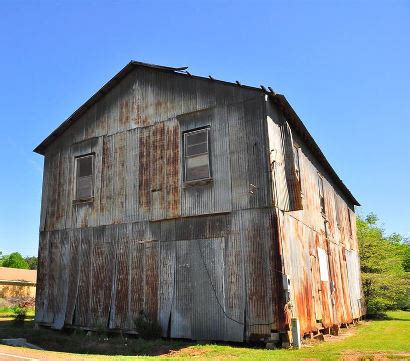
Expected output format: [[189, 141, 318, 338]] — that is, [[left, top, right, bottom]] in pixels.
[[33, 60, 360, 206], [0, 267, 37, 284]]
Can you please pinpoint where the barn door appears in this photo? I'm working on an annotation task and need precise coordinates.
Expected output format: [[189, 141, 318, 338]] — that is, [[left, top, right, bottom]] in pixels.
[[169, 238, 226, 340]]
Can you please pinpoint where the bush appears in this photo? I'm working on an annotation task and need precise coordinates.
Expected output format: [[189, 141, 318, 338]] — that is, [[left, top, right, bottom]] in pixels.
[[11, 305, 27, 322], [134, 311, 162, 339], [10, 297, 33, 323]]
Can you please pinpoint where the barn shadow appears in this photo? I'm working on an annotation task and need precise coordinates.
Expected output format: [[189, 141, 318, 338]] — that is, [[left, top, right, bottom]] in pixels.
[[0, 318, 259, 357]]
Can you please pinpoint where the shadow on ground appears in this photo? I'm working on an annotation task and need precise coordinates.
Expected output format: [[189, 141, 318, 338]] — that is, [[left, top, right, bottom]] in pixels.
[[0, 319, 199, 356]]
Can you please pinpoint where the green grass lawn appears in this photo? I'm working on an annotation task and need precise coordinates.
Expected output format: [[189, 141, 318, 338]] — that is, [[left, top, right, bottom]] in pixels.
[[0, 307, 35, 319], [0, 310, 409, 360]]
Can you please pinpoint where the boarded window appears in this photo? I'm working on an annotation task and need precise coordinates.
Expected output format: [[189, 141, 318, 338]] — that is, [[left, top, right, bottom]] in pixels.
[[318, 174, 325, 214], [318, 247, 329, 281], [75, 154, 94, 200], [184, 128, 211, 182]]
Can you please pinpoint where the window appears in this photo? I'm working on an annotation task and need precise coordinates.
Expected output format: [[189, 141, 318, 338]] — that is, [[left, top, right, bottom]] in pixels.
[[293, 145, 300, 184], [318, 174, 325, 214], [184, 127, 211, 182], [75, 154, 94, 200]]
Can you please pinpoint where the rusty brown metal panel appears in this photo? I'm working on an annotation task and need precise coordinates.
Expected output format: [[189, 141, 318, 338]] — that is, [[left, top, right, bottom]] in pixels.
[[144, 241, 159, 321], [34, 232, 49, 323], [324, 180, 337, 239], [150, 122, 166, 220], [100, 135, 114, 226], [279, 213, 317, 334], [125, 128, 139, 223], [164, 119, 180, 219], [46, 231, 61, 325], [90, 226, 114, 328], [128, 240, 144, 327], [138, 126, 151, 217], [65, 228, 81, 325], [158, 239, 176, 337], [113, 132, 126, 224], [190, 238, 225, 341], [241, 209, 275, 339], [52, 229, 70, 329], [266, 209, 287, 333], [44, 152, 60, 231], [74, 228, 93, 326], [223, 211, 245, 341], [170, 239, 192, 338], [112, 225, 129, 329]]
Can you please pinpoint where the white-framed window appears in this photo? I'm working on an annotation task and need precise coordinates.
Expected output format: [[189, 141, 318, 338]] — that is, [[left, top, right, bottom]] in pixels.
[[183, 127, 211, 182], [75, 154, 94, 200]]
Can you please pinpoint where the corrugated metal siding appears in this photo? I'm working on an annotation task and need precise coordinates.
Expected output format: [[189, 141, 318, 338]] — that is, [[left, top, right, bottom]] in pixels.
[[41, 93, 269, 232], [36, 66, 361, 342], [267, 97, 363, 336], [35, 209, 283, 341]]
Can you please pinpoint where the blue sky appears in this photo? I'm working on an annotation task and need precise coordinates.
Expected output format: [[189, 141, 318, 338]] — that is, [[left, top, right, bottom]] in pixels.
[[0, 1, 409, 256]]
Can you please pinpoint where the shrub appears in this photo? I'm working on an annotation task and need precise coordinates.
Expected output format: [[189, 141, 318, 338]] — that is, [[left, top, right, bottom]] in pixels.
[[10, 297, 33, 323], [11, 305, 27, 322], [134, 311, 162, 339]]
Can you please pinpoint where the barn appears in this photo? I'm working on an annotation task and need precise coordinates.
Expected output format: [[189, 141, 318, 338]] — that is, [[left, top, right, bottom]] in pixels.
[[33, 61, 363, 346]]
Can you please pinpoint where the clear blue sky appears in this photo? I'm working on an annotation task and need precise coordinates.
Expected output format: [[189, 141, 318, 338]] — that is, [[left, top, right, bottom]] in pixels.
[[0, 1, 409, 256]]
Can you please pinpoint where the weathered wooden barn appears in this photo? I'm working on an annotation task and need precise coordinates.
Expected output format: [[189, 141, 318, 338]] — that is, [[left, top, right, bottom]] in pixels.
[[34, 61, 363, 345]]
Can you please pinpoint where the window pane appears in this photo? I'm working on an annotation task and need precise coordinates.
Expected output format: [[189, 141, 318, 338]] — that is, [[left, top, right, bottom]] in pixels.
[[77, 175, 93, 199], [186, 154, 210, 181], [186, 130, 207, 146], [78, 156, 93, 177], [186, 142, 208, 156]]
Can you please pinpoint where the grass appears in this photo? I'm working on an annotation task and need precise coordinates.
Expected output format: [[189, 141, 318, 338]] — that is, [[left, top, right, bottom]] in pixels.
[[0, 307, 35, 319], [0, 310, 409, 360]]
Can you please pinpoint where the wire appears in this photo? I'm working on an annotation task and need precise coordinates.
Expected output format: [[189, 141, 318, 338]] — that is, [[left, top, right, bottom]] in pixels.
[[196, 238, 276, 327]]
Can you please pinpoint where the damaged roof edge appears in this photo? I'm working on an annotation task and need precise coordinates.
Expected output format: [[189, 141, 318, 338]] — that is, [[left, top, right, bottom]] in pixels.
[[33, 60, 360, 206]]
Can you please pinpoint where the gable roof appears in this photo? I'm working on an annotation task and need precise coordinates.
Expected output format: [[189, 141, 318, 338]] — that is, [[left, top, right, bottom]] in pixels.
[[0, 267, 37, 284], [33, 61, 360, 206]]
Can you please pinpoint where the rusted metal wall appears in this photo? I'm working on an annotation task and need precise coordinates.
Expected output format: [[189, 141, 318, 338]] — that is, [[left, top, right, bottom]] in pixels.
[[36, 67, 284, 341], [36, 65, 361, 342], [39, 68, 269, 231], [35, 209, 283, 341], [267, 99, 363, 336]]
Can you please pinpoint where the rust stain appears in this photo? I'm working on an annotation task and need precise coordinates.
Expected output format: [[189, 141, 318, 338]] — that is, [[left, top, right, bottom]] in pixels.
[[165, 122, 180, 217], [138, 128, 151, 210]]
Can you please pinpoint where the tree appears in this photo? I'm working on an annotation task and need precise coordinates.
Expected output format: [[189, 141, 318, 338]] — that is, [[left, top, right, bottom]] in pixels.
[[24, 256, 38, 270], [1, 252, 29, 269], [357, 214, 410, 315]]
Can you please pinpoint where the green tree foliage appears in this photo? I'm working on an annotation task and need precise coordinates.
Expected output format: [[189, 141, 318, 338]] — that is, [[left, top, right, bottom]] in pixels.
[[1, 252, 29, 269], [357, 214, 410, 316], [24, 256, 38, 270]]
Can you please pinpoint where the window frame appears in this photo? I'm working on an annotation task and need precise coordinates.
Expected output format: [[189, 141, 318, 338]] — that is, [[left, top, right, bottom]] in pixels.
[[183, 126, 212, 184], [74, 153, 95, 202]]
